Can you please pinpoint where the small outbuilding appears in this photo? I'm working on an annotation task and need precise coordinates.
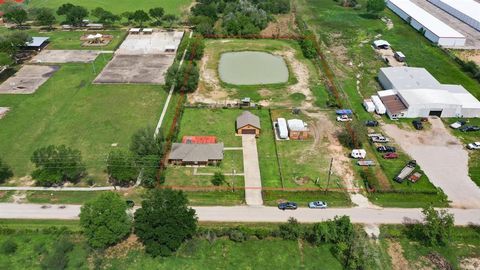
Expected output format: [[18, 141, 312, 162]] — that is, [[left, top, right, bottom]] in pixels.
[[25, 37, 49, 50], [236, 111, 261, 137], [168, 143, 224, 166], [394, 51, 406, 62], [86, 23, 103, 30], [142, 28, 153, 34], [363, 99, 375, 112], [287, 119, 309, 140], [129, 28, 141, 34]]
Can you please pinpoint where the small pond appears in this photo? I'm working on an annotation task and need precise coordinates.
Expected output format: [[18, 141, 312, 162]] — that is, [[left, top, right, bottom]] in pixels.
[[218, 51, 289, 85]]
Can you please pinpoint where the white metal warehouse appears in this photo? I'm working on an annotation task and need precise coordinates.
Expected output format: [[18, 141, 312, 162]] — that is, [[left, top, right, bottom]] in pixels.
[[377, 67, 480, 119], [386, 0, 466, 47], [428, 0, 480, 32]]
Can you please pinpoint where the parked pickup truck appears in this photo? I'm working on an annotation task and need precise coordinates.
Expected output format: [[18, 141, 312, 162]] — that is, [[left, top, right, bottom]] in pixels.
[[357, 160, 375, 166], [394, 160, 417, 183], [371, 136, 390, 143]]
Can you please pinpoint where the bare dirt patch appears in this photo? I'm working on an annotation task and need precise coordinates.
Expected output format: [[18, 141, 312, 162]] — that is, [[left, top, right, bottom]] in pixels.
[[0, 65, 59, 94], [456, 50, 480, 66], [387, 240, 410, 270], [0, 107, 10, 119], [260, 13, 299, 38], [105, 234, 143, 259], [460, 257, 480, 270]]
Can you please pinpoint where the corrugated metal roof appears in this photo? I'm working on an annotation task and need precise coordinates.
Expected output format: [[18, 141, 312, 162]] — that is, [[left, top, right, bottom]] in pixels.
[[26, 37, 49, 47], [387, 0, 464, 38], [287, 119, 308, 132], [236, 111, 260, 129], [380, 67, 440, 90], [428, 0, 480, 25]]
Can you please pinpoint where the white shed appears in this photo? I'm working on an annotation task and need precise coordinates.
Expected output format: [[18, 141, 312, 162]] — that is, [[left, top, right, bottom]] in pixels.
[[386, 0, 466, 47], [371, 95, 387, 115], [428, 0, 480, 32], [363, 99, 375, 112], [277, 118, 288, 139]]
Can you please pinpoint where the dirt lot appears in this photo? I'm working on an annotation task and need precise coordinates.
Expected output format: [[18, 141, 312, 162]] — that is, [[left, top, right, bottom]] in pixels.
[[94, 54, 175, 84], [383, 117, 480, 208], [456, 50, 480, 66], [260, 13, 299, 38], [0, 65, 59, 94], [30, 50, 100, 63]]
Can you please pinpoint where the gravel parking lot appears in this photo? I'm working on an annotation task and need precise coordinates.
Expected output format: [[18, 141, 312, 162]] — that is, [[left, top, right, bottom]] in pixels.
[[383, 118, 480, 208]]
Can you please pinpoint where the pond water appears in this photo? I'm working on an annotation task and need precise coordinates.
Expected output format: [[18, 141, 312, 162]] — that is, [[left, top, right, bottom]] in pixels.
[[218, 51, 289, 85]]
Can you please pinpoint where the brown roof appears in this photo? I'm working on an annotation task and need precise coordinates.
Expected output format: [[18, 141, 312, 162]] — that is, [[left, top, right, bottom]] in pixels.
[[380, 94, 408, 114], [236, 111, 261, 130]]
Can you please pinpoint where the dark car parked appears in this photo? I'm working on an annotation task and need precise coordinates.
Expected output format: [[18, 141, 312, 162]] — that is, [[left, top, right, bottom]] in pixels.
[[412, 120, 423, 130], [377, 146, 396, 153], [278, 202, 298, 210], [365, 120, 379, 127], [460, 125, 480, 132]]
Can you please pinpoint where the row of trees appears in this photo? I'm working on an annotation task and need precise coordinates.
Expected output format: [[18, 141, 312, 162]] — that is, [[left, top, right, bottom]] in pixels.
[[190, 0, 290, 36], [80, 189, 197, 256], [0, 1, 178, 28]]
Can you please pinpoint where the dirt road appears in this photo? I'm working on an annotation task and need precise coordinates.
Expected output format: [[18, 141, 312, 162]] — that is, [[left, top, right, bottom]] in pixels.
[[383, 118, 480, 208], [1, 203, 479, 225]]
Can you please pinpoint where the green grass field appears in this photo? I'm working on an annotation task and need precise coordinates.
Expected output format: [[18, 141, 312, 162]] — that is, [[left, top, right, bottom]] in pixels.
[[28, 0, 192, 17], [0, 28, 126, 51], [0, 55, 167, 183]]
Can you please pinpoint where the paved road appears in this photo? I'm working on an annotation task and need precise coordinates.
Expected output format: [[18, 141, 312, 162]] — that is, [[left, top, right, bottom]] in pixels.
[[384, 118, 480, 208], [1, 203, 480, 225], [241, 135, 263, 206]]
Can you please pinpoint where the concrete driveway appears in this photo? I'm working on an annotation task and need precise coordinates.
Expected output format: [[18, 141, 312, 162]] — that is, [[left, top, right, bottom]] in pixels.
[[383, 118, 480, 208], [242, 135, 263, 206]]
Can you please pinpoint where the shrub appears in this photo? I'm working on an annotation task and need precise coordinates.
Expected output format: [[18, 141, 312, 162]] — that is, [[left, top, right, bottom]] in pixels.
[[228, 229, 246, 242], [41, 237, 74, 270], [211, 172, 226, 186], [279, 217, 304, 240], [1, 239, 18, 254], [0, 157, 13, 184]]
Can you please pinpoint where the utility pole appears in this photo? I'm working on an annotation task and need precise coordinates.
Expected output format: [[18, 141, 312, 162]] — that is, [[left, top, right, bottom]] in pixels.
[[232, 168, 235, 192], [325, 158, 333, 194]]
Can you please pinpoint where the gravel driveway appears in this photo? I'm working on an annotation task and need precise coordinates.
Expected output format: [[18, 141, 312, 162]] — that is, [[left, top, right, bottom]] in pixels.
[[383, 118, 480, 208]]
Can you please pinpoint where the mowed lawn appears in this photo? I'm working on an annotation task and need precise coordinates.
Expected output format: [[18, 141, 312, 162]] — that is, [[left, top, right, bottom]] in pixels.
[[0, 55, 167, 182], [28, 0, 192, 16]]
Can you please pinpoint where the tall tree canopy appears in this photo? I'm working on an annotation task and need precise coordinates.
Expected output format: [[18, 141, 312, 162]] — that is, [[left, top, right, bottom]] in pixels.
[[57, 3, 89, 26], [80, 192, 132, 249], [134, 189, 197, 256], [0, 157, 13, 184], [30, 145, 86, 186]]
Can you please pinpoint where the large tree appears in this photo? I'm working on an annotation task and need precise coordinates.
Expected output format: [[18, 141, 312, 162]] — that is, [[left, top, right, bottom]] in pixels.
[[35, 8, 56, 29], [131, 10, 150, 27], [129, 126, 164, 158], [3, 6, 28, 26], [366, 0, 386, 18], [80, 192, 131, 249], [162, 14, 177, 29], [0, 158, 13, 184], [57, 3, 89, 26], [148, 7, 164, 25], [91, 7, 120, 25], [134, 189, 197, 256], [165, 61, 200, 93], [30, 145, 86, 186], [106, 149, 139, 186]]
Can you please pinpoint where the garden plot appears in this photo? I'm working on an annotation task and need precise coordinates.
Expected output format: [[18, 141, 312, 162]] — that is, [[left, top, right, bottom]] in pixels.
[[94, 31, 183, 84], [0, 65, 59, 94], [30, 50, 100, 63]]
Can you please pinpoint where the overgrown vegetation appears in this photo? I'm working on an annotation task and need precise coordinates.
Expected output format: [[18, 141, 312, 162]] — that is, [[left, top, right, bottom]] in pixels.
[[190, 0, 290, 35], [0, 158, 13, 184]]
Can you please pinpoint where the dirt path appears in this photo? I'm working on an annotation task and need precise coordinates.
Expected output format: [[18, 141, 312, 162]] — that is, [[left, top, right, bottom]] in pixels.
[[387, 240, 410, 270], [383, 117, 480, 208], [303, 110, 376, 208]]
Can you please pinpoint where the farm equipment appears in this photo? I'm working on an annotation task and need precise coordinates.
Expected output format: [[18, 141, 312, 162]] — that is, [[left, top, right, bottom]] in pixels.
[[394, 160, 417, 183]]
